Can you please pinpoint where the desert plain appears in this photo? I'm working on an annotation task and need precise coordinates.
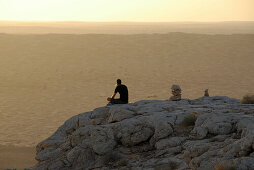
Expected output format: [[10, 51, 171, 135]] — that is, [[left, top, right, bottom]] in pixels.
[[0, 22, 254, 169]]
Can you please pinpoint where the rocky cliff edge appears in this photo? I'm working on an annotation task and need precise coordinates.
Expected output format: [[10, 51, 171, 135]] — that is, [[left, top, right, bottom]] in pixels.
[[32, 96, 254, 170]]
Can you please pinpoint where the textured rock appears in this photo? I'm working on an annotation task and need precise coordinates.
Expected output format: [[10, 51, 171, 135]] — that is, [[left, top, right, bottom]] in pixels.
[[236, 157, 254, 170], [116, 118, 154, 146], [90, 127, 116, 155], [191, 127, 208, 139], [149, 117, 174, 145], [155, 137, 186, 150], [108, 106, 136, 123], [32, 96, 254, 170]]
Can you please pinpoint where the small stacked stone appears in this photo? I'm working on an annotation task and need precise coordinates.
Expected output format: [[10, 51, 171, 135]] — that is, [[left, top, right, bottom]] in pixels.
[[204, 89, 209, 97], [169, 84, 182, 101]]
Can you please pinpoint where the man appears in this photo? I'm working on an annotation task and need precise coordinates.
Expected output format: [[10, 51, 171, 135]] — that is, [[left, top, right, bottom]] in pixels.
[[107, 79, 128, 104]]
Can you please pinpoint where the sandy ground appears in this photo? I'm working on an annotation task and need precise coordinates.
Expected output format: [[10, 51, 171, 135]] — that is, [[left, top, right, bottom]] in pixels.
[[0, 33, 254, 168], [0, 145, 36, 169]]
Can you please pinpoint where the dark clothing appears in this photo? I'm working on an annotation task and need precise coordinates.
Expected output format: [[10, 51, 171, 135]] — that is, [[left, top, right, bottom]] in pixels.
[[114, 84, 128, 103], [110, 98, 128, 104]]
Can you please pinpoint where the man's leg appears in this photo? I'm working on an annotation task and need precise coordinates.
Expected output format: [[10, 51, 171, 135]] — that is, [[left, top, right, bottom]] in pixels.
[[110, 99, 127, 104]]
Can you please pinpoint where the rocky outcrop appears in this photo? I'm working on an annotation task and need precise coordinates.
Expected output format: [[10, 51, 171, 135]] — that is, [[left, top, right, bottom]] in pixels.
[[32, 96, 254, 170]]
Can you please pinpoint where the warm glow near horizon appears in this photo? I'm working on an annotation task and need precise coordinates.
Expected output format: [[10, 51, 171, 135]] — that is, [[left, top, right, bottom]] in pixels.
[[0, 0, 254, 22]]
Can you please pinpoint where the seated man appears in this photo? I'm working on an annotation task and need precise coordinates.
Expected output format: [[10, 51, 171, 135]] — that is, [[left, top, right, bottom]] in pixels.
[[107, 79, 128, 104]]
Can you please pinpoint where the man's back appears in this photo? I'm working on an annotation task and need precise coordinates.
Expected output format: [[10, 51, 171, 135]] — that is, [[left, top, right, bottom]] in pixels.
[[115, 84, 128, 103]]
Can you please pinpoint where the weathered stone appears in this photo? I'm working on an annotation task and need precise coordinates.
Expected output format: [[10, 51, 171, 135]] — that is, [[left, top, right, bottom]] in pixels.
[[108, 106, 136, 123], [78, 112, 92, 127], [117, 118, 154, 146], [236, 157, 254, 170], [206, 122, 233, 135], [191, 127, 208, 139], [35, 148, 64, 162], [66, 146, 81, 163], [90, 127, 116, 155], [90, 107, 110, 119], [155, 137, 186, 150], [32, 96, 254, 170], [153, 120, 173, 141]]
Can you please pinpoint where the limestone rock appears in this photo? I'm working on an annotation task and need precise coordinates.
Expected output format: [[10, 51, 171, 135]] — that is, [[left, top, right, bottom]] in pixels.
[[108, 106, 136, 123], [90, 127, 116, 155], [155, 137, 186, 150], [191, 127, 208, 139], [116, 118, 154, 146], [235, 157, 254, 170], [32, 96, 254, 170]]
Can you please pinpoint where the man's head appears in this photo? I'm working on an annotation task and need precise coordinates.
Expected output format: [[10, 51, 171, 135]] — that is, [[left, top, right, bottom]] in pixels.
[[117, 79, 122, 85]]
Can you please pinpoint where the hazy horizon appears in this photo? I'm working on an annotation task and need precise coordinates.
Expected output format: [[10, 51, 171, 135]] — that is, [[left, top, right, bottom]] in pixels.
[[1, 21, 254, 34], [2, 20, 254, 22]]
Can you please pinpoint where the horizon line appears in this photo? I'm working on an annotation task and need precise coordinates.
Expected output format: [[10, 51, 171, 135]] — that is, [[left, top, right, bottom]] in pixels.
[[1, 20, 254, 23]]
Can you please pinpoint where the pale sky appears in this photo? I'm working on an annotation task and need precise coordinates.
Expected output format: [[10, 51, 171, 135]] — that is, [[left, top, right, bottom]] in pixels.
[[0, 0, 254, 22]]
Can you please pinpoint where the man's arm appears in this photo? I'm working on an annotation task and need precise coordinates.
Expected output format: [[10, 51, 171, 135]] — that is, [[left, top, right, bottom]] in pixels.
[[112, 86, 119, 99], [107, 93, 117, 102], [111, 93, 117, 99], [107, 86, 118, 101]]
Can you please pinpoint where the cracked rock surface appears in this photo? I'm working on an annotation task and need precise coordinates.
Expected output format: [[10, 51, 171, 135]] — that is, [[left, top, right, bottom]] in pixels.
[[32, 96, 254, 170]]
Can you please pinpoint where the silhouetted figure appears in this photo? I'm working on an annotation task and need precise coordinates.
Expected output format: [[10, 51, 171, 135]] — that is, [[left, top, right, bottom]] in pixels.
[[204, 89, 209, 97], [107, 79, 128, 104]]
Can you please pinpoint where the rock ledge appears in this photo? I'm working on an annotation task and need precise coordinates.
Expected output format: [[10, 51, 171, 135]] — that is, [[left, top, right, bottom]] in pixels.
[[32, 96, 254, 170]]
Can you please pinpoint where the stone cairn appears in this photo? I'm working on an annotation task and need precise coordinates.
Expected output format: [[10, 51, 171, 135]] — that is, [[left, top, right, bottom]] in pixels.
[[204, 89, 209, 97], [169, 84, 182, 101]]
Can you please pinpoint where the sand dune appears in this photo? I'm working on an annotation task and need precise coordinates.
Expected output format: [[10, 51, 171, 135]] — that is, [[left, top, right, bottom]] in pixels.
[[0, 32, 254, 168]]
